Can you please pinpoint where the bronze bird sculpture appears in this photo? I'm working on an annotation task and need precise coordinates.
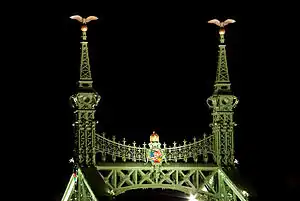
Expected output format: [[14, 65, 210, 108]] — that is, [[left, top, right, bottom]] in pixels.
[[208, 19, 235, 35], [70, 15, 98, 32]]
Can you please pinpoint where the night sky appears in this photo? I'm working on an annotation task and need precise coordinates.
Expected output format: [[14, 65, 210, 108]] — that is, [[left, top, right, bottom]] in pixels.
[[10, 3, 300, 201]]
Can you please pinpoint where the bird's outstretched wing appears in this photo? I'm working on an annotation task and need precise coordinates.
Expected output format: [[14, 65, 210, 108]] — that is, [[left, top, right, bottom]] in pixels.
[[223, 19, 236, 26], [208, 19, 221, 26], [70, 15, 83, 23], [85, 16, 98, 23]]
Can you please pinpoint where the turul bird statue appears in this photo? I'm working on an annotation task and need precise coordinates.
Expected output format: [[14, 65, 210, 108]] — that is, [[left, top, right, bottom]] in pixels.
[[208, 19, 235, 43], [207, 19, 235, 27], [70, 15, 98, 32], [208, 19, 235, 35]]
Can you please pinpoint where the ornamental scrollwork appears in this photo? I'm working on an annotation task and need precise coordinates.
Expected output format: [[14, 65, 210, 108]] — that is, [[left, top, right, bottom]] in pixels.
[[95, 132, 215, 164]]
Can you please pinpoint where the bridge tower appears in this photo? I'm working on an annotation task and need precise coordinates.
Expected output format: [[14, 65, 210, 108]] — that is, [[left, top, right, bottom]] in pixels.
[[61, 16, 250, 201], [69, 16, 101, 168], [207, 19, 239, 168]]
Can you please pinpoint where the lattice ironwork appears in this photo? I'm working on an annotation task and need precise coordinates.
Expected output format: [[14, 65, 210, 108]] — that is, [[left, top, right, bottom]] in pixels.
[[96, 163, 248, 201], [69, 22, 101, 167], [61, 17, 251, 201], [216, 45, 230, 83], [80, 41, 92, 81], [94, 133, 215, 164], [62, 165, 249, 201], [62, 169, 97, 201], [207, 20, 239, 167]]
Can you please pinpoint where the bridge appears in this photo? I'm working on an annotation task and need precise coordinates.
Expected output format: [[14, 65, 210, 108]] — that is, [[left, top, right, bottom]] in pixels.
[[61, 16, 250, 201]]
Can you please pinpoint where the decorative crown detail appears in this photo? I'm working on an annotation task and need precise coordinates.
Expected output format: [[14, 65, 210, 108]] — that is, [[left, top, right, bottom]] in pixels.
[[150, 131, 159, 142]]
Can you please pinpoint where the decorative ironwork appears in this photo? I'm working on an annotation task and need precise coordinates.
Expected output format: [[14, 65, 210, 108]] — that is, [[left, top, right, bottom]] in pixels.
[[70, 15, 98, 87], [69, 15, 101, 167], [94, 132, 215, 164], [207, 19, 239, 167], [62, 168, 97, 201], [62, 165, 249, 201], [61, 16, 250, 201]]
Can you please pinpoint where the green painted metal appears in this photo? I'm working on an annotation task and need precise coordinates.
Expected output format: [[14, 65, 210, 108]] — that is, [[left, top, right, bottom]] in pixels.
[[62, 17, 249, 201], [95, 132, 214, 164], [69, 18, 101, 167], [62, 165, 247, 201], [207, 19, 239, 168], [62, 168, 98, 201]]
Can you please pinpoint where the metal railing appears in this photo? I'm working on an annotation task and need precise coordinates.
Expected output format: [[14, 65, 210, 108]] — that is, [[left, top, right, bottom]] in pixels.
[[95, 133, 215, 163]]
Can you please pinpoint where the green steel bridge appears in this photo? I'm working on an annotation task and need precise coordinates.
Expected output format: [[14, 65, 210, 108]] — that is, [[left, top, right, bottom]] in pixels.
[[61, 16, 250, 201]]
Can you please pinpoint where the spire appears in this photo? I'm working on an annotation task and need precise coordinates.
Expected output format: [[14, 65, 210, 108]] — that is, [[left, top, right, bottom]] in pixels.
[[79, 31, 92, 88], [69, 15, 101, 167], [208, 19, 235, 94], [207, 19, 239, 168], [70, 15, 98, 88]]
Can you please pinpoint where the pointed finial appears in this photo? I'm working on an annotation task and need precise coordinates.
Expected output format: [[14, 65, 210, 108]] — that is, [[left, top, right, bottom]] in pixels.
[[208, 19, 235, 43], [173, 141, 177, 147], [70, 15, 97, 88]]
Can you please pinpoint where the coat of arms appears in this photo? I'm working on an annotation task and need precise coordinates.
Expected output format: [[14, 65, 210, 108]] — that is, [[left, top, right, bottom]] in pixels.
[[146, 131, 167, 165]]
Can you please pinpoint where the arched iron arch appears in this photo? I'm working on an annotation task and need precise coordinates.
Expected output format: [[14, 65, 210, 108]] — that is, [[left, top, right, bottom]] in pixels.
[[111, 185, 218, 201]]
